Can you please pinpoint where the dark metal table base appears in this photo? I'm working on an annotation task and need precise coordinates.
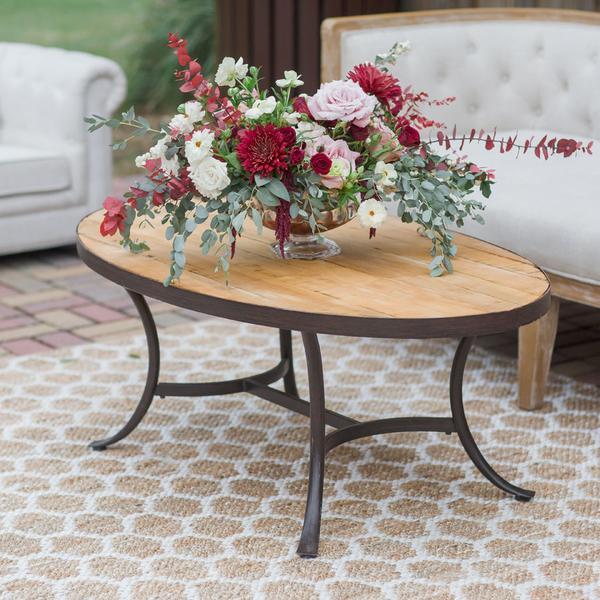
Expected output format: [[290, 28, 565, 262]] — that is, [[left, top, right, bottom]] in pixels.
[[90, 291, 535, 558]]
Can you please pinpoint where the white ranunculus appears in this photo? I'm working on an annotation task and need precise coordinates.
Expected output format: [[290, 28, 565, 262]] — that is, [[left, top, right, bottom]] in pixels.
[[276, 70, 303, 88], [245, 96, 277, 120], [357, 199, 388, 229], [169, 114, 193, 135], [189, 157, 231, 199], [169, 101, 205, 135], [184, 101, 205, 123], [215, 57, 248, 87], [374, 161, 398, 187], [185, 129, 215, 168]]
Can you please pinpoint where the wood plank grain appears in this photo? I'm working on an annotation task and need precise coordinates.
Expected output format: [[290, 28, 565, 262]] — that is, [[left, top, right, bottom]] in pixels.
[[78, 210, 549, 324]]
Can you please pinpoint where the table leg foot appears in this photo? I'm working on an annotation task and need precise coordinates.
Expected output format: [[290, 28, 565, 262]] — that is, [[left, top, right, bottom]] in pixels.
[[450, 337, 535, 501], [89, 290, 160, 451], [297, 332, 326, 558], [279, 329, 299, 398]]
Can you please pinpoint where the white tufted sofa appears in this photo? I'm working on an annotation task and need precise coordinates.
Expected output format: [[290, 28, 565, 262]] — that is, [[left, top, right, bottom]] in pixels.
[[322, 8, 600, 409], [0, 43, 126, 254]]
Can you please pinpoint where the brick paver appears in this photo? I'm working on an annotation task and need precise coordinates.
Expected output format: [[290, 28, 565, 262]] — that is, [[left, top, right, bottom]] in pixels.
[[72, 304, 128, 323], [35, 309, 93, 329], [1, 339, 52, 355], [37, 331, 87, 349]]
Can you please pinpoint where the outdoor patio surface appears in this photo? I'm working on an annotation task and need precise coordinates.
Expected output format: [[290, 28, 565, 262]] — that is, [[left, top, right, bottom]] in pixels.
[[0, 177, 598, 389]]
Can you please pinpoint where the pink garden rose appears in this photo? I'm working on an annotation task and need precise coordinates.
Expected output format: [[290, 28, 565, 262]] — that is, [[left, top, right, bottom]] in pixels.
[[308, 135, 360, 189], [369, 118, 403, 163], [307, 80, 377, 127]]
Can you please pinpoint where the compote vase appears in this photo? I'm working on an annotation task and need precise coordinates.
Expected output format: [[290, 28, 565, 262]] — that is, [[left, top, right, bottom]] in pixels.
[[252, 198, 356, 260]]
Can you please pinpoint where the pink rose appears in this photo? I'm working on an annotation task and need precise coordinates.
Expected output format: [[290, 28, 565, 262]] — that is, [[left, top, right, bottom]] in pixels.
[[308, 135, 360, 189], [307, 80, 376, 127], [369, 118, 402, 163]]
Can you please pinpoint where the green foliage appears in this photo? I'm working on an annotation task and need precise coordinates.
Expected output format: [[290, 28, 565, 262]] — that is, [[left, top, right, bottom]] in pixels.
[[126, 0, 216, 112]]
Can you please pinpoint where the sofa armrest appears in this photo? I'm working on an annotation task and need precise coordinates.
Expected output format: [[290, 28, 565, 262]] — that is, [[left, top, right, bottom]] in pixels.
[[0, 43, 127, 212], [0, 42, 126, 148]]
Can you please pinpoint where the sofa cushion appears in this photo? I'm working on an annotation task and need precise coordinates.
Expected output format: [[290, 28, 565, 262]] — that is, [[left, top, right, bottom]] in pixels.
[[448, 129, 600, 286], [0, 144, 71, 198]]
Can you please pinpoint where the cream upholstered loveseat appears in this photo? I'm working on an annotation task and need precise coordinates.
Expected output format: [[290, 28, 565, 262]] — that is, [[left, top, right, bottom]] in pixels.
[[322, 8, 600, 410], [0, 43, 126, 254]]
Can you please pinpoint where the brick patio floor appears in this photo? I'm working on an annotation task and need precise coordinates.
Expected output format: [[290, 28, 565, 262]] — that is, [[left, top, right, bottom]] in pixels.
[[0, 177, 598, 389]]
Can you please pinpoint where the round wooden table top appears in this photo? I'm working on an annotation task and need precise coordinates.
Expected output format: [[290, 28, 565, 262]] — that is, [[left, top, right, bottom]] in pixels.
[[77, 209, 550, 338]]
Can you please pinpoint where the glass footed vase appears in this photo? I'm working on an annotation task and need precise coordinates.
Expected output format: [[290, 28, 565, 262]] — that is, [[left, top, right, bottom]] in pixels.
[[252, 198, 356, 260]]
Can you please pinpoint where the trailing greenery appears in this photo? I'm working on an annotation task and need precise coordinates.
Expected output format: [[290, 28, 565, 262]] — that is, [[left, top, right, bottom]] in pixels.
[[126, 0, 216, 112]]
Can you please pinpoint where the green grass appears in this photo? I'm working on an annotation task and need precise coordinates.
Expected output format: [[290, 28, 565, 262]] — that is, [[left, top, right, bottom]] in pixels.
[[1, 0, 215, 175], [0, 0, 154, 70]]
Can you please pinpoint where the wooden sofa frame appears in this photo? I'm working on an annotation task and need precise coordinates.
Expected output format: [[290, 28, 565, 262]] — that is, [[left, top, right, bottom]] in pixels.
[[321, 8, 600, 410]]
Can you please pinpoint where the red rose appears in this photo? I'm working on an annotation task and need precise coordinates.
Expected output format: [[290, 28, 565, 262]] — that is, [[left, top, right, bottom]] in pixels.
[[350, 124, 369, 141], [280, 126, 296, 146], [310, 152, 332, 175], [289, 147, 305, 165], [293, 96, 313, 119], [398, 125, 420, 148]]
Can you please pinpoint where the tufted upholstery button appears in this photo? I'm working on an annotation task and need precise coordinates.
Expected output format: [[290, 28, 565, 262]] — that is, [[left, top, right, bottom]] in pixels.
[[537, 46, 544, 57], [468, 103, 477, 114], [533, 106, 542, 116], [436, 72, 445, 82], [501, 73, 510, 83], [591, 53, 598, 64], [466, 43, 476, 54]]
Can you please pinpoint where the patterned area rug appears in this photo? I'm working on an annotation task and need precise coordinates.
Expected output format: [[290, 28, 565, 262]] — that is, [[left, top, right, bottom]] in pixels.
[[0, 319, 599, 600]]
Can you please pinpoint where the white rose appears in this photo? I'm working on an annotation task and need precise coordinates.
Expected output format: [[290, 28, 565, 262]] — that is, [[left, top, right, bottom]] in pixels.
[[329, 158, 350, 178], [374, 161, 398, 187], [295, 121, 326, 145], [215, 57, 248, 87], [245, 96, 277, 120], [185, 129, 215, 168], [189, 157, 231, 199], [357, 199, 388, 229]]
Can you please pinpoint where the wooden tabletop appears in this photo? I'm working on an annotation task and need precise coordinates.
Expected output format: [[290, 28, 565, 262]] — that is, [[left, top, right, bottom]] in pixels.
[[77, 209, 550, 338]]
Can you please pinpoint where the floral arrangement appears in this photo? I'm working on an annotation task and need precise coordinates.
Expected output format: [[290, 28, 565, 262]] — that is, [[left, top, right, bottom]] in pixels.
[[87, 35, 590, 285]]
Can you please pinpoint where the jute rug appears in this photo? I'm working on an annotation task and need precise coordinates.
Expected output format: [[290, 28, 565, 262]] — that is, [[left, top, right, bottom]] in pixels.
[[0, 319, 598, 600]]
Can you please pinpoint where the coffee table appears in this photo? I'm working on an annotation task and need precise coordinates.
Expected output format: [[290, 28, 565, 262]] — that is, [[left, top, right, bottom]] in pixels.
[[76, 209, 550, 557]]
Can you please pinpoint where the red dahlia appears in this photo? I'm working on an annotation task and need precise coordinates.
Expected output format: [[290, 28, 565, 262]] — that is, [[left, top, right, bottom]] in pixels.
[[235, 123, 289, 178], [348, 63, 402, 108]]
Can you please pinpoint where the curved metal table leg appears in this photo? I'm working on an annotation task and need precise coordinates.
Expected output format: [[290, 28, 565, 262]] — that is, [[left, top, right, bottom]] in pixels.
[[279, 329, 299, 398], [297, 332, 326, 558], [89, 290, 160, 451], [450, 337, 535, 501]]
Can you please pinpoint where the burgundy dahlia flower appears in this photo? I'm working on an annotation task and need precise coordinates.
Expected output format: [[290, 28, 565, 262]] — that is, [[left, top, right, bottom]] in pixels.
[[348, 63, 403, 108], [235, 123, 289, 178]]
